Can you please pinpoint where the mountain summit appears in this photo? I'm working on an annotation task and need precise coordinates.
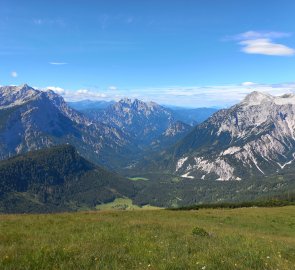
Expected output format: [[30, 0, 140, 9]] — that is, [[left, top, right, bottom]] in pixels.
[[0, 84, 129, 167], [94, 98, 190, 147], [170, 91, 295, 180]]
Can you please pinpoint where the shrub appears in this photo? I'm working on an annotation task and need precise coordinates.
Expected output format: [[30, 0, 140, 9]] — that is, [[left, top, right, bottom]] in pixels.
[[192, 226, 209, 237]]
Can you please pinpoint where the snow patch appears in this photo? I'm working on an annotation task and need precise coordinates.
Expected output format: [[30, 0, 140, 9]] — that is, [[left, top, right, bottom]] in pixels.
[[176, 157, 188, 171], [181, 172, 194, 179], [221, 146, 241, 156]]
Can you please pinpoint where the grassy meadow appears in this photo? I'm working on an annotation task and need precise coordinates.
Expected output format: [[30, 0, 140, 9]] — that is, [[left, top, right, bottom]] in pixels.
[[128, 177, 149, 181], [95, 198, 160, 210], [0, 206, 294, 269]]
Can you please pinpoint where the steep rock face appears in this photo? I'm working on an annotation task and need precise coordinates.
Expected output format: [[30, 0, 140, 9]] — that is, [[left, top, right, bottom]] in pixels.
[[172, 91, 295, 180], [94, 98, 186, 147], [150, 121, 192, 150], [0, 85, 129, 168]]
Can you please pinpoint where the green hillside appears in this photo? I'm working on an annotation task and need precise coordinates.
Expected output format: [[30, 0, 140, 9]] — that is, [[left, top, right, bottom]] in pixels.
[[0, 145, 135, 213], [0, 206, 294, 269]]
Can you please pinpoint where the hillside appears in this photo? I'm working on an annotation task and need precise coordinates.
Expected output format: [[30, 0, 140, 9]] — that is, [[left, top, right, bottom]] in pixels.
[[0, 206, 294, 269], [0, 145, 135, 213]]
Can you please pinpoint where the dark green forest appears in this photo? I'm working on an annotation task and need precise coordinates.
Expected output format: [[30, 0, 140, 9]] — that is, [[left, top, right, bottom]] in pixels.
[[0, 145, 135, 213]]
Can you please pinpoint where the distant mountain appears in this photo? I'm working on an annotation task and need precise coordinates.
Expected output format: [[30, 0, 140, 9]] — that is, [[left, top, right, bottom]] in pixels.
[[92, 98, 192, 149], [0, 145, 135, 213], [167, 91, 295, 180], [167, 107, 218, 125], [75, 100, 217, 127], [68, 100, 115, 111], [0, 84, 132, 168], [150, 121, 192, 150]]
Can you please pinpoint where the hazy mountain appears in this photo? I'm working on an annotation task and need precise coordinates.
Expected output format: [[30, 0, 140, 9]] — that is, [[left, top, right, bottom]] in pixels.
[[68, 100, 115, 111], [168, 107, 219, 125], [169, 91, 295, 180], [93, 98, 191, 148], [68, 99, 216, 153], [150, 121, 192, 150], [0, 145, 135, 213], [76, 100, 217, 127], [0, 84, 132, 168]]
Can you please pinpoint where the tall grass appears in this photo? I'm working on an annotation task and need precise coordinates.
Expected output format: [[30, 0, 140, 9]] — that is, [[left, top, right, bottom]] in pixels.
[[0, 206, 294, 269]]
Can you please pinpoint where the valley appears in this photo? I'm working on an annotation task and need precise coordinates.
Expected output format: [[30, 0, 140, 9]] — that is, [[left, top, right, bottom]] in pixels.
[[0, 85, 295, 212], [2, 2, 294, 269]]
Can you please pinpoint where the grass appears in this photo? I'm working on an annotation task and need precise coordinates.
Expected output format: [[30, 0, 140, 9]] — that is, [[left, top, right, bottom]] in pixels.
[[170, 199, 295, 210], [128, 177, 149, 181], [95, 198, 141, 210], [0, 206, 294, 269], [95, 198, 161, 210]]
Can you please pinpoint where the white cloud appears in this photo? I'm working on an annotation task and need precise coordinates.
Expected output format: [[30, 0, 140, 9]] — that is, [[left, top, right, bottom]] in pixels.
[[112, 82, 295, 107], [11, 71, 18, 78], [240, 38, 295, 56], [232, 31, 295, 56], [46, 86, 65, 95], [108, 86, 117, 91], [241, 82, 256, 86], [41, 82, 295, 108], [76, 89, 89, 94], [49, 62, 68, 65], [68, 90, 107, 100], [46, 87, 108, 101]]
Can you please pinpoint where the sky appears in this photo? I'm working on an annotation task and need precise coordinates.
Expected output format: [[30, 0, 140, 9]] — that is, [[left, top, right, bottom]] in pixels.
[[1, 0, 295, 107]]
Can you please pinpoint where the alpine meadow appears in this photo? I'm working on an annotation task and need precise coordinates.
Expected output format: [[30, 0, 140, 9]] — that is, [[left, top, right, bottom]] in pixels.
[[0, 1, 295, 269]]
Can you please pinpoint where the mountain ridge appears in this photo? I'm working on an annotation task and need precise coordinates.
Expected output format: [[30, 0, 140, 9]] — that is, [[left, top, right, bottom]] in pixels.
[[167, 91, 295, 180], [0, 84, 132, 168]]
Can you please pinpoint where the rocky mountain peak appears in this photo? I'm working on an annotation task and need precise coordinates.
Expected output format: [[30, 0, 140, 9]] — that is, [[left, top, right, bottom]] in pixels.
[[241, 91, 295, 107], [241, 91, 273, 106], [18, 83, 31, 90], [0, 84, 40, 108], [114, 98, 160, 114], [172, 90, 295, 181]]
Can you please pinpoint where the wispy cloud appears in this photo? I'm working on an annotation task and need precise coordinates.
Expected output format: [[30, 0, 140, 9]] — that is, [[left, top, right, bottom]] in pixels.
[[108, 86, 117, 91], [126, 17, 134, 24], [10, 71, 18, 78], [234, 31, 292, 40], [49, 62, 68, 65], [33, 18, 65, 27], [231, 31, 295, 56]]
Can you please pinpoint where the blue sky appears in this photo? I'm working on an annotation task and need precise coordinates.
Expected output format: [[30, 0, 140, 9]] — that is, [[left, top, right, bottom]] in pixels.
[[1, 0, 295, 107]]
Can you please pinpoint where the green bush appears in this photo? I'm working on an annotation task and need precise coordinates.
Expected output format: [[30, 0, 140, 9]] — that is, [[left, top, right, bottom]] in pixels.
[[192, 226, 209, 237]]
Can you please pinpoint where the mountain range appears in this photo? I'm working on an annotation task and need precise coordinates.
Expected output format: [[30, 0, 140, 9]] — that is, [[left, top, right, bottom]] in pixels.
[[69, 99, 217, 126], [0, 85, 199, 169], [0, 84, 294, 211], [0, 84, 132, 168]]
